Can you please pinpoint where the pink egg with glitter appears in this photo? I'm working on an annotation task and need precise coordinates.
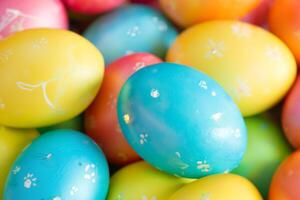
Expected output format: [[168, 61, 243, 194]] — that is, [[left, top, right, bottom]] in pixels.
[[0, 0, 68, 39]]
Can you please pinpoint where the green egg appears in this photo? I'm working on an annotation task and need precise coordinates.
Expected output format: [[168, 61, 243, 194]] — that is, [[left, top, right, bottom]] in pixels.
[[38, 115, 83, 133]]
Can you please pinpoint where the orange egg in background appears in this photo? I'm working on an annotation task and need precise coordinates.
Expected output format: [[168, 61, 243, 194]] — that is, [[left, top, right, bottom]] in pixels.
[[282, 76, 300, 149], [159, 0, 261, 28], [269, 150, 300, 200], [84, 53, 162, 165], [269, 0, 300, 64]]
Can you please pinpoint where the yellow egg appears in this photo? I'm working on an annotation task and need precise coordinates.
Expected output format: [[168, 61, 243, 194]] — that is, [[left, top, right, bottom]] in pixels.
[[107, 161, 193, 200], [167, 20, 297, 116], [169, 174, 263, 200], [0, 126, 39, 195], [0, 29, 104, 128]]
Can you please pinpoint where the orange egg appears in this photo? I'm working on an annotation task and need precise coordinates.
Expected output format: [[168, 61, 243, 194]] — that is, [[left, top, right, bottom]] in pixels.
[[269, 150, 300, 200], [269, 0, 300, 63], [159, 0, 261, 28]]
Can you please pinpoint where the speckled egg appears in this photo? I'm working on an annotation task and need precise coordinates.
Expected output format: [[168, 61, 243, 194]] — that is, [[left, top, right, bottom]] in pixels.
[[84, 4, 178, 64], [167, 20, 297, 116], [3, 129, 109, 200], [117, 62, 247, 178]]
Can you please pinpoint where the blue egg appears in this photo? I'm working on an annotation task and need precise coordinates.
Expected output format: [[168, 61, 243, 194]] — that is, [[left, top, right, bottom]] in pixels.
[[117, 63, 247, 178], [3, 130, 109, 200], [83, 5, 178, 64]]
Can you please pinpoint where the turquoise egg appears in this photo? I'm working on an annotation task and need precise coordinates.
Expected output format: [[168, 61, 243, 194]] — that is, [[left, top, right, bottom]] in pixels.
[[3, 129, 109, 200], [117, 62, 247, 178], [84, 5, 178, 64]]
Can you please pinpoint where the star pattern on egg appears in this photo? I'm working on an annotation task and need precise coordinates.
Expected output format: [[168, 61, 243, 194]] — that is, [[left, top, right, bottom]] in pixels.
[[197, 160, 211, 172], [204, 39, 225, 59]]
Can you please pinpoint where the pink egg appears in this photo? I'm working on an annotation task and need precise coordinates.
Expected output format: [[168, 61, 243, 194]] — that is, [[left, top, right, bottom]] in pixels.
[[62, 0, 126, 15], [0, 0, 68, 39]]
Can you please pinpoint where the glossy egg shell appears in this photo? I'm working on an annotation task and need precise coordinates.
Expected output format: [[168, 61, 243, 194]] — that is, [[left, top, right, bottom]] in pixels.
[[117, 62, 247, 178], [282, 76, 300, 149], [0, 0, 68, 39], [3, 129, 109, 200], [85, 53, 162, 165], [0, 29, 104, 128], [269, 150, 300, 200], [107, 161, 192, 200], [0, 126, 39, 195], [159, 0, 260, 28], [62, 0, 126, 15], [167, 20, 297, 116], [84, 4, 178, 64], [169, 174, 263, 200], [269, 0, 300, 63], [233, 114, 292, 197]]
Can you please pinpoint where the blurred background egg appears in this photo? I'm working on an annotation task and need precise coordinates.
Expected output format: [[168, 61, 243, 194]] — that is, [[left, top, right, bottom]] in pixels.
[[0, 29, 104, 128], [107, 161, 192, 200], [3, 129, 109, 200], [159, 0, 260, 28], [169, 174, 263, 200], [282, 76, 300, 149], [269, 0, 300, 64], [38, 115, 83, 134], [167, 20, 297, 116], [269, 150, 300, 200], [0, 126, 39, 195], [62, 0, 126, 15], [83, 4, 178, 64], [117, 62, 247, 178], [0, 0, 68, 39], [233, 114, 292, 197], [85, 53, 161, 165]]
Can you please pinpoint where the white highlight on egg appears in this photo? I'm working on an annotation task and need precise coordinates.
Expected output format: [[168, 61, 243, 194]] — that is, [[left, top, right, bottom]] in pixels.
[[141, 195, 157, 200], [231, 23, 252, 38], [211, 112, 223, 122], [133, 62, 145, 71], [70, 186, 78, 196]]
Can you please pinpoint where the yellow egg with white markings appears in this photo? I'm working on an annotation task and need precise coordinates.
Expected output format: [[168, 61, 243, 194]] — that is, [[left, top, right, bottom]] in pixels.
[[167, 20, 297, 116], [0, 126, 39, 195], [169, 174, 263, 200], [0, 29, 104, 128]]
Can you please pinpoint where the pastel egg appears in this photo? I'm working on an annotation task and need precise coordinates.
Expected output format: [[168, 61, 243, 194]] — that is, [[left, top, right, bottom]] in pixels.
[[169, 174, 263, 200], [0, 126, 39, 195], [233, 114, 292, 197], [159, 0, 260, 28], [269, 0, 300, 63], [282, 76, 300, 148], [269, 150, 300, 200], [0, 0, 68, 39], [84, 4, 178, 64], [38, 115, 83, 134], [167, 20, 297, 116], [85, 53, 161, 165], [62, 0, 126, 15], [107, 161, 192, 200], [117, 62, 247, 178], [0, 29, 104, 128], [3, 129, 109, 200]]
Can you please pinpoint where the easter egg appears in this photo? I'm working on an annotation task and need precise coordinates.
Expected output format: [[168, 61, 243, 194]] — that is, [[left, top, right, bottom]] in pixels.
[[0, 0, 68, 39], [167, 20, 297, 116], [269, 0, 300, 63], [85, 53, 161, 165], [159, 0, 260, 28], [169, 174, 263, 200], [62, 0, 126, 15], [117, 62, 247, 178], [107, 161, 192, 200], [282, 76, 300, 149], [233, 114, 292, 197], [3, 129, 109, 200], [38, 115, 83, 134], [242, 0, 273, 26], [0, 29, 104, 128], [269, 150, 300, 200], [84, 5, 178, 64], [0, 126, 39, 195]]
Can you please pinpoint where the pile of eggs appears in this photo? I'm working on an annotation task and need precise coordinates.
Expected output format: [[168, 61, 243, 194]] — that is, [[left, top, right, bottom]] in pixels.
[[1, 0, 300, 199]]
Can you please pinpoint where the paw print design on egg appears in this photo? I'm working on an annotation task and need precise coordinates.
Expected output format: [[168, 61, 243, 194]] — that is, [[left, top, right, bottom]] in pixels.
[[23, 173, 37, 189], [84, 163, 96, 183]]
